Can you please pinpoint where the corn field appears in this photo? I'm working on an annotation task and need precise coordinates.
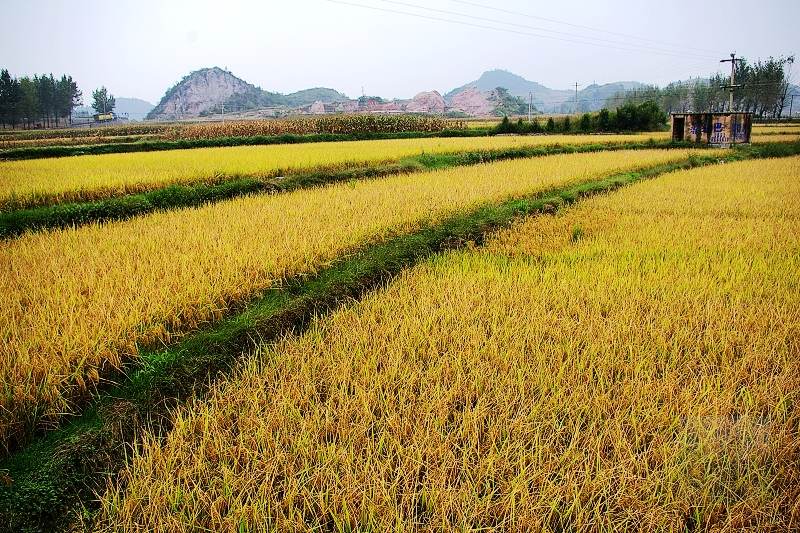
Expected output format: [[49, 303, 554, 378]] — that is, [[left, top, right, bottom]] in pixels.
[[171, 115, 465, 140]]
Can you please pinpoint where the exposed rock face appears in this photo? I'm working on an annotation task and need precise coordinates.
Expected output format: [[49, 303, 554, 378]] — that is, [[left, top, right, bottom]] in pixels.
[[148, 67, 253, 120], [309, 100, 327, 114], [446, 86, 495, 116], [406, 91, 446, 113]]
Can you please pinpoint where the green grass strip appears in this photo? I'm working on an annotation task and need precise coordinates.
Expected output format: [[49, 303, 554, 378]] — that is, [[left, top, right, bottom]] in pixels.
[[0, 142, 797, 532], [1, 139, 689, 238]]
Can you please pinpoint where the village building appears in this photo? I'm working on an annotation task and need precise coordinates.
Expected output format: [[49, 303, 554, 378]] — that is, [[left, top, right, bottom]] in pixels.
[[670, 112, 752, 147]]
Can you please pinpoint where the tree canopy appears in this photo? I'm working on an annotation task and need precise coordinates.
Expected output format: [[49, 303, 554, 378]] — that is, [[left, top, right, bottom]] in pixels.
[[0, 69, 82, 128], [92, 86, 116, 114], [606, 56, 795, 118]]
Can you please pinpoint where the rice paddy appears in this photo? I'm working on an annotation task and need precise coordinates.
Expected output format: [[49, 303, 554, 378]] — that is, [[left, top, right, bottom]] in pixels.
[[0, 132, 672, 209], [97, 156, 800, 531], [0, 148, 702, 448]]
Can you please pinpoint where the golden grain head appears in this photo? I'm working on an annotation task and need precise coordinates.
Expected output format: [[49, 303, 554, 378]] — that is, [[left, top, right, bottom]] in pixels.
[[0, 132, 671, 210], [96, 156, 800, 531], [0, 148, 703, 448]]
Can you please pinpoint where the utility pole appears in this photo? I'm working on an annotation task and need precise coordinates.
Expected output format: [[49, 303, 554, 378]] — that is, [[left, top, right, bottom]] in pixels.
[[790, 94, 795, 118], [574, 82, 580, 113], [720, 52, 744, 111], [221, 101, 225, 123], [528, 91, 532, 122]]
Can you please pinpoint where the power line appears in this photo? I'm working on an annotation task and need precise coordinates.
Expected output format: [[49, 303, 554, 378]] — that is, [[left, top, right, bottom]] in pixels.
[[372, 0, 719, 60], [324, 0, 721, 61], [448, 0, 728, 57]]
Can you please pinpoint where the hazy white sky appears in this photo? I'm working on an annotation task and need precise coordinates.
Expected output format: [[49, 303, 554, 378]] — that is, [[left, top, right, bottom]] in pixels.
[[1, 0, 797, 104]]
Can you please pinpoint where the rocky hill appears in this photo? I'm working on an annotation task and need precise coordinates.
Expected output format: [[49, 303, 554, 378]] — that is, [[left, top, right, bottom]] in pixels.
[[406, 91, 446, 114], [145, 66, 654, 120], [446, 69, 645, 113], [147, 67, 348, 120], [147, 67, 253, 119]]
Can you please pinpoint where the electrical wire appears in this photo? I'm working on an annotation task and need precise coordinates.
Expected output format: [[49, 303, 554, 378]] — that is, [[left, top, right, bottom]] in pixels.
[[375, 0, 719, 60], [324, 0, 722, 61], [448, 0, 728, 56]]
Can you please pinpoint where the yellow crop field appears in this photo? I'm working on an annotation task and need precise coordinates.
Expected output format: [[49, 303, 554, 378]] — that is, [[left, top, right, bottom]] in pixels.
[[465, 119, 502, 129], [0, 148, 702, 446], [752, 132, 800, 143], [752, 124, 800, 133], [0, 132, 670, 209], [0, 134, 159, 149], [98, 157, 800, 531]]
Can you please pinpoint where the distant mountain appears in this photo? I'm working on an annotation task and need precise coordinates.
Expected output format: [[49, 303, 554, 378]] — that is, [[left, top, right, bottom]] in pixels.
[[286, 88, 349, 107], [148, 67, 266, 119], [446, 69, 565, 106], [144, 66, 655, 120], [115, 97, 154, 119], [147, 67, 349, 120], [447, 69, 646, 113], [73, 97, 154, 120]]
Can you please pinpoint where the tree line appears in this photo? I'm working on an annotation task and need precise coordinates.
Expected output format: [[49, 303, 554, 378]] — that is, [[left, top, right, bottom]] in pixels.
[[495, 101, 667, 135], [0, 69, 83, 129], [607, 56, 796, 118]]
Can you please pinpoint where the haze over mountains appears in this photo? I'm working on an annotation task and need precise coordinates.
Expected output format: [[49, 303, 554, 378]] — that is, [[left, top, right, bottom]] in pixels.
[[75, 97, 155, 120], [143, 67, 653, 120], [447, 70, 645, 114]]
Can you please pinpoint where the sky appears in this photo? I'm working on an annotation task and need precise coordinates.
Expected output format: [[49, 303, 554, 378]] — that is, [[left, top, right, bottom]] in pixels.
[[1, 0, 797, 105]]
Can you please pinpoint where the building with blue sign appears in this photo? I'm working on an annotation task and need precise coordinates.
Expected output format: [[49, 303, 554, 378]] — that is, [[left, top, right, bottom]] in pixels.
[[671, 112, 752, 147]]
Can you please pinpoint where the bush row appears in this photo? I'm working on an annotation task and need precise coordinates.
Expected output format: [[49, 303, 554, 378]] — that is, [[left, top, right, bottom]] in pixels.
[[494, 101, 668, 135]]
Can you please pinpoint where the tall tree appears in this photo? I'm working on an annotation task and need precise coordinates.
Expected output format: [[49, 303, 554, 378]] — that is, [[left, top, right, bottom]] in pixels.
[[18, 77, 39, 128], [37, 74, 56, 127], [0, 69, 11, 127], [92, 86, 115, 114], [0, 69, 23, 128], [56, 75, 81, 125]]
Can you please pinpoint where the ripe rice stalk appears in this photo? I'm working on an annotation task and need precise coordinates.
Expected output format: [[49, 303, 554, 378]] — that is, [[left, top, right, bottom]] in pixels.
[[0, 148, 704, 447], [97, 156, 800, 531], [0, 132, 671, 210]]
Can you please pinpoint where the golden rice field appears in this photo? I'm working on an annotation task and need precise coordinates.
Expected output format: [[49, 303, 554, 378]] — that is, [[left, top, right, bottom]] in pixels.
[[752, 123, 800, 132], [751, 132, 800, 143], [0, 134, 159, 149], [0, 133, 670, 209], [0, 148, 703, 446], [98, 156, 800, 531], [465, 119, 502, 129]]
